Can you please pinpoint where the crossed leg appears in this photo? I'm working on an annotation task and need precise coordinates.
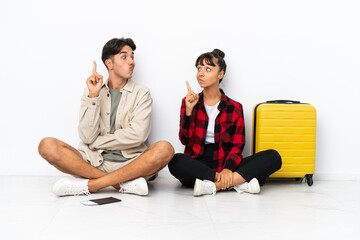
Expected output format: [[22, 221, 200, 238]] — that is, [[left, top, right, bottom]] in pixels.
[[38, 137, 174, 193]]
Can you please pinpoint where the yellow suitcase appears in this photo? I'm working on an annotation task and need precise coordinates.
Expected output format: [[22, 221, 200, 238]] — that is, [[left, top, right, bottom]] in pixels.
[[252, 100, 316, 186]]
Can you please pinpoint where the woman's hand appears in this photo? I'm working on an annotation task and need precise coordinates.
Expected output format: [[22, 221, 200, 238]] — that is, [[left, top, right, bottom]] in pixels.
[[185, 81, 199, 116], [216, 169, 233, 190]]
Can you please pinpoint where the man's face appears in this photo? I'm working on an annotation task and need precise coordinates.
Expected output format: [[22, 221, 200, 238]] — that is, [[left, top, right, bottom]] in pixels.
[[110, 45, 135, 80]]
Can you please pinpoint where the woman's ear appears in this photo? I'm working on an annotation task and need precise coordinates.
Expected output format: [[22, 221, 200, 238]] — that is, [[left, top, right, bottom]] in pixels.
[[105, 59, 113, 70], [218, 70, 224, 80]]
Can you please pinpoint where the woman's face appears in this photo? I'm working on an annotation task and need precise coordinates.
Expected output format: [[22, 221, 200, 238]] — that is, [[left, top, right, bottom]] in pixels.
[[196, 58, 224, 89]]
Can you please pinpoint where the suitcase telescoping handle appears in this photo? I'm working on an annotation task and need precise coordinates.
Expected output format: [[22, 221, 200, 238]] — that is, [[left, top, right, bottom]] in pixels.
[[266, 100, 300, 104]]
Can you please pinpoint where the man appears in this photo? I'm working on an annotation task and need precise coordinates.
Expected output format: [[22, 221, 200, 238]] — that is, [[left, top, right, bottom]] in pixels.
[[38, 38, 174, 196]]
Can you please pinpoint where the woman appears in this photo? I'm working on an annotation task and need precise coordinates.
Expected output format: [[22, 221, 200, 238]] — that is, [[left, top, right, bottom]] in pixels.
[[168, 49, 282, 196]]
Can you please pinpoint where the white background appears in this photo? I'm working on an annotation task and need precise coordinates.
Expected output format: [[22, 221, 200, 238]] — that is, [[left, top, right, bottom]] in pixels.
[[0, 0, 359, 179]]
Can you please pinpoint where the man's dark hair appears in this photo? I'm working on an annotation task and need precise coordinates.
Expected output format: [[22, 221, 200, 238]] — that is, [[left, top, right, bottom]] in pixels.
[[195, 49, 226, 83], [101, 38, 136, 68]]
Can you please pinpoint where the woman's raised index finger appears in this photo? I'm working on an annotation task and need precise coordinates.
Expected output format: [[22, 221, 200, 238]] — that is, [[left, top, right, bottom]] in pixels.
[[186, 81, 192, 93], [92, 61, 97, 75]]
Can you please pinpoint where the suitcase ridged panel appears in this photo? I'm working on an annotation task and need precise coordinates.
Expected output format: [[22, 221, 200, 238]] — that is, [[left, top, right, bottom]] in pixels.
[[253, 103, 316, 178]]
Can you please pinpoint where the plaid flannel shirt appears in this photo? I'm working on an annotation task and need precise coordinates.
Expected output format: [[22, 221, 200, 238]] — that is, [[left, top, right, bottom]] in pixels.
[[179, 89, 245, 172]]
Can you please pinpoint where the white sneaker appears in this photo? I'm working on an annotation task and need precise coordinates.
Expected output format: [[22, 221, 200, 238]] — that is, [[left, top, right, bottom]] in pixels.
[[119, 177, 148, 196], [52, 177, 90, 196], [193, 179, 216, 196], [233, 178, 260, 194]]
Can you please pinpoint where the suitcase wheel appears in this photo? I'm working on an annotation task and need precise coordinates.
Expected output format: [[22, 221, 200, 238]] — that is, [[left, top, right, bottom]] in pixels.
[[305, 174, 313, 186], [294, 175, 313, 186]]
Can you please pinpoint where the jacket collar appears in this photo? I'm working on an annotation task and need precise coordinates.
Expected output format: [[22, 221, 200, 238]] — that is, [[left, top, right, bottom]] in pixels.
[[103, 78, 135, 93], [198, 89, 229, 110]]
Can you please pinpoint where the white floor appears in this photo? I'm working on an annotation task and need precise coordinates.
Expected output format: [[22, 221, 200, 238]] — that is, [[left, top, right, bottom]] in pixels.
[[1, 170, 359, 240]]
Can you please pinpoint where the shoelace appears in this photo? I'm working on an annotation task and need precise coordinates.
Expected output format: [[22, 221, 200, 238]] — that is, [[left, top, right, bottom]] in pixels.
[[64, 183, 90, 196], [233, 182, 248, 193], [233, 186, 244, 194], [203, 180, 216, 196], [81, 189, 91, 196], [119, 181, 136, 192]]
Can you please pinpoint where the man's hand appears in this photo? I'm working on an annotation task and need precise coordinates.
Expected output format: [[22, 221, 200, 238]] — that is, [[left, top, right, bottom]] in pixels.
[[86, 61, 103, 98], [216, 169, 233, 190], [185, 81, 199, 116]]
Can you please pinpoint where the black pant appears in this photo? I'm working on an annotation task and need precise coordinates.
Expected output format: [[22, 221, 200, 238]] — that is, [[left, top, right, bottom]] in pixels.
[[168, 144, 282, 187]]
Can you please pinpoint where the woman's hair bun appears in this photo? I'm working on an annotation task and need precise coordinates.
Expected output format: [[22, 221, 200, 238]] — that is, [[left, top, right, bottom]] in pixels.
[[212, 49, 225, 58]]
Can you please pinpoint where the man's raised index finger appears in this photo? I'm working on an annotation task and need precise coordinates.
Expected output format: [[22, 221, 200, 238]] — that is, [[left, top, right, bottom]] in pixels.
[[186, 81, 192, 93]]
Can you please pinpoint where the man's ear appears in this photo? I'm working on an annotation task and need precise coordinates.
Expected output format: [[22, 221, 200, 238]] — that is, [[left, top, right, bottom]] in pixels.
[[105, 59, 113, 70]]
